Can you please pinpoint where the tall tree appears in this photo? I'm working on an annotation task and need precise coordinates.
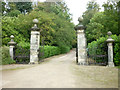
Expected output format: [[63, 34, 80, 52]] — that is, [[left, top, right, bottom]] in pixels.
[[86, 1, 119, 43], [7, 2, 21, 17], [2, 2, 32, 16], [34, 1, 72, 21], [82, 0, 100, 43], [2, 2, 6, 15], [102, 1, 119, 35], [4, 2, 17, 14], [117, 1, 120, 34], [82, 0, 100, 27], [15, 2, 32, 14], [86, 12, 105, 42]]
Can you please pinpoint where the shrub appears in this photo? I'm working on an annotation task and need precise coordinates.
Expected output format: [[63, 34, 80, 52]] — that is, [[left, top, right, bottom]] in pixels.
[[59, 46, 70, 54], [1, 46, 16, 65], [8, 10, 21, 17], [14, 45, 30, 64], [88, 35, 120, 66], [2, 40, 71, 64], [12, 42, 62, 63], [88, 37, 107, 55], [2, 16, 27, 45], [12, 42, 30, 64], [2, 10, 76, 48], [17, 41, 30, 49], [16, 42, 70, 59], [41, 45, 61, 58], [113, 35, 120, 66]]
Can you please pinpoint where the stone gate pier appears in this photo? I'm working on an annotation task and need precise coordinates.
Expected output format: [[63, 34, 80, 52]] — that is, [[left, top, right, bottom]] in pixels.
[[74, 17, 87, 65], [106, 31, 115, 67], [30, 19, 40, 64]]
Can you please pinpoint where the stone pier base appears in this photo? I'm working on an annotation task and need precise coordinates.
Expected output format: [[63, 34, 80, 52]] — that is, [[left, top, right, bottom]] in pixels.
[[77, 30, 87, 65]]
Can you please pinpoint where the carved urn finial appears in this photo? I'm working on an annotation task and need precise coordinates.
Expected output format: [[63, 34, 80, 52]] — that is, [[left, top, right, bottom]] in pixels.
[[106, 31, 114, 43], [8, 35, 16, 46], [74, 17, 84, 30], [31, 19, 39, 31]]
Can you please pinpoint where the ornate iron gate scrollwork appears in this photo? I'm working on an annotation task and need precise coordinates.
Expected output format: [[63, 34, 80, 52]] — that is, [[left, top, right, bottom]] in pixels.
[[87, 42, 108, 66], [38, 38, 44, 62], [76, 45, 78, 63], [14, 45, 30, 64]]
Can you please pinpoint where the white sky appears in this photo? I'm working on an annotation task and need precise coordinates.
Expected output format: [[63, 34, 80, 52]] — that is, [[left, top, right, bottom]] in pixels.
[[39, 0, 108, 25], [64, 0, 108, 25]]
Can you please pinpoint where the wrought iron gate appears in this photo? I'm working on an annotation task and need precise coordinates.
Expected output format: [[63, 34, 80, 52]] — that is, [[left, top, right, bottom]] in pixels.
[[13, 39, 45, 64], [38, 38, 45, 62], [87, 42, 108, 66], [13, 45, 30, 64]]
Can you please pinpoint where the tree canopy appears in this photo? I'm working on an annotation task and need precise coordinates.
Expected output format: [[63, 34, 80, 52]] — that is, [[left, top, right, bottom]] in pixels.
[[2, 2, 76, 50], [82, 0, 119, 43], [2, 2, 32, 16], [82, 1, 100, 27]]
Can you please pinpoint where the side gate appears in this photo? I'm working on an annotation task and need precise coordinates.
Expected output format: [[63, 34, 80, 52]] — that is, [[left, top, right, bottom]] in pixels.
[[38, 46, 44, 62], [13, 39, 45, 64], [87, 42, 108, 66], [38, 38, 45, 62], [13, 45, 30, 64]]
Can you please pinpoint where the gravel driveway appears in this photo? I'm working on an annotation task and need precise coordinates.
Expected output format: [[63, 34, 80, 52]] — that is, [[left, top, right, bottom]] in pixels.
[[1, 49, 118, 88]]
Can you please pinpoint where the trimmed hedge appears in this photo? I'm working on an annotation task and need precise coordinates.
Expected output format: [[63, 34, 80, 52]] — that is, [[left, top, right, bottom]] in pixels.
[[1, 46, 16, 65], [59, 46, 70, 54], [88, 37, 107, 56], [17, 42, 70, 58], [42, 45, 61, 58], [2, 41, 71, 64], [88, 35, 120, 66]]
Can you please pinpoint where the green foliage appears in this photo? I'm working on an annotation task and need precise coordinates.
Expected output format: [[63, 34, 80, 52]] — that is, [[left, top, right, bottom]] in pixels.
[[2, 7, 76, 49], [102, 1, 119, 35], [82, 1, 100, 27], [2, 2, 6, 14], [83, 1, 119, 43], [14, 45, 30, 64], [118, 1, 120, 32], [86, 10, 118, 43], [88, 35, 120, 66], [2, 16, 26, 45], [1, 46, 15, 65], [34, 2, 72, 21], [2, 2, 32, 16], [15, 2, 32, 14], [43, 45, 61, 58], [17, 41, 30, 49], [16, 41, 70, 58], [52, 17, 76, 48], [13, 42, 30, 64], [8, 10, 21, 17], [3, 2, 17, 16], [2, 1, 75, 64], [8, 2, 17, 11], [41, 45, 70, 59], [59, 46, 70, 54], [86, 1, 100, 10], [33, 2, 76, 47], [12, 41, 70, 64], [88, 37, 107, 56], [86, 12, 105, 42], [82, 1, 100, 43], [112, 35, 120, 66]]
